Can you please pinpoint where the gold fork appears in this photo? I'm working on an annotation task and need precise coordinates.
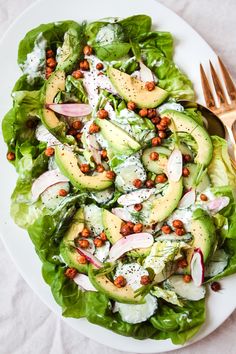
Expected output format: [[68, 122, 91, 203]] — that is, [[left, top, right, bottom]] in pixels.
[[200, 57, 236, 162]]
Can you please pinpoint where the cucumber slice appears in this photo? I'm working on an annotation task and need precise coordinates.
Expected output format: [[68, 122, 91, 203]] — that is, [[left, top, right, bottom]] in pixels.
[[165, 275, 206, 301], [205, 249, 229, 277], [90, 187, 114, 204], [114, 156, 146, 193], [41, 182, 70, 210], [84, 204, 103, 235]]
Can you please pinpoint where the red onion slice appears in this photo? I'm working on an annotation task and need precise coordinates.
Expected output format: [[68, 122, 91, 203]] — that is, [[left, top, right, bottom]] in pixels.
[[86, 134, 101, 164], [46, 103, 92, 117], [178, 189, 196, 209], [109, 233, 154, 262], [167, 149, 183, 182], [207, 196, 230, 214], [76, 248, 102, 268], [74, 273, 97, 291], [31, 170, 69, 202], [190, 248, 204, 287]]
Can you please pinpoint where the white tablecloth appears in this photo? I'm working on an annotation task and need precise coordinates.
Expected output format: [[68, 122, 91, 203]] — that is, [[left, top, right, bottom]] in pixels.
[[0, 1, 236, 353]]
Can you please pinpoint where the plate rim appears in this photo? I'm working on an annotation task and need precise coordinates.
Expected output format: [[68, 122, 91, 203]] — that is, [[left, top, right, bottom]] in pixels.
[[0, 0, 235, 352]]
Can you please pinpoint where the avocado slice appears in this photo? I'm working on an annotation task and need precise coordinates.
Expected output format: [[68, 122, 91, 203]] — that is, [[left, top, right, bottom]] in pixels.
[[142, 146, 170, 174], [60, 208, 88, 273], [88, 264, 144, 304], [102, 209, 151, 257], [42, 70, 66, 130], [161, 110, 213, 166], [55, 146, 113, 190], [107, 67, 168, 108], [149, 179, 183, 224], [184, 209, 216, 273], [95, 118, 141, 156]]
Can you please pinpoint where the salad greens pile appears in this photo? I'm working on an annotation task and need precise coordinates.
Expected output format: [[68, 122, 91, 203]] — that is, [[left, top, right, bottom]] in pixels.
[[2, 15, 236, 345]]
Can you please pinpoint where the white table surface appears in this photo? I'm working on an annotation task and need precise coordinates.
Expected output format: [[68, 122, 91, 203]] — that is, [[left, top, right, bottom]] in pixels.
[[0, 0, 236, 353]]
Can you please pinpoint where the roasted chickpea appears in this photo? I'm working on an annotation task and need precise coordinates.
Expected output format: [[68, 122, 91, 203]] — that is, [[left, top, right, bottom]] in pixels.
[[83, 45, 93, 56], [44, 147, 55, 157], [156, 124, 166, 131], [65, 267, 77, 279], [80, 164, 90, 173], [150, 152, 159, 161], [114, 275, 127, 288], [145, 81, 155, 91], [146, 179, 155, 188], [46, 49, 54, 58], [151, 137, 161, 146], [160, 117, 171, 127], [158, 131, 166, 139], [80, 228, 90, 238], [133, 179, 143, 188], [72, 120, 83, 130], [76, 132, 82, 141], [140, 275, 151, 285], [78, 239, 90, 249], [100, 231, 107, 241], [101, 149, 108, 160], [67, 128, 77, 136], [120, 223, 132, 236], [77, 255, 87, 264], [172, 219, 184, 229], [89, 123, 100, 134], [211, 282, 221, 292], [79, 59, 90, 71], [97, 109, 109, 119], [139, 108, 148, 117], [58, 189, 68, 197], [6, 151, 15, 161], [161, 225, 172, 234], [182, 167, 190, 177], [106, 170, 116, 180], [155, 174, 167, 184], [96, 164, 105, 173], [93, 237, 104, 247], [134, 203, 143, 212], [151, 117, 160, 124], [175, 228, 186, 236], [96, 62, 104, 70], [177, 259, 188, 268], [127, 101, 136, 111], [147, 108, 157, 119], [72, 70, 84, 79], [133, 223, 143, 233], [183, 274, 192, 283], [200, 193, 208, 201], [183, 154, 192, 162], [46, 57, 57, 68], [46, 67, 53, 78]]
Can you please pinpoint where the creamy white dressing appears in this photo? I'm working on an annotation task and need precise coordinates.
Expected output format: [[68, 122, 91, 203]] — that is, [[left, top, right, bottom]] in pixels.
[[157, 102, 184, 113], [35, 124, 61, 147], [21, 33, 46, 82], [166, 208, 193, 232]]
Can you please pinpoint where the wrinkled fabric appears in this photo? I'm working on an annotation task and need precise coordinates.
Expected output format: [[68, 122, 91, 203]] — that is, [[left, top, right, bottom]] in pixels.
[[0, 0, 236, 353]]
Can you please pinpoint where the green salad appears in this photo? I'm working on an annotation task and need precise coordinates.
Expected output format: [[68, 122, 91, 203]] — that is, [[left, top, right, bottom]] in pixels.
[[2, 15, 236, 344]]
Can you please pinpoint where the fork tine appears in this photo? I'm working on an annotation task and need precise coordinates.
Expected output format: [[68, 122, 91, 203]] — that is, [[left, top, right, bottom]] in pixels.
[[200, 64, 216, 109], [209, 60, 228, 105], [218, 56, 236, 102]]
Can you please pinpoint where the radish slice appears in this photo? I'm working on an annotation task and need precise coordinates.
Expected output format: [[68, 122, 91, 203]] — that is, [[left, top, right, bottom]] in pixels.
[[191, 248, 204, 287], [46, 103, 92, 117], [86, 134, 101, 164], [178, 189, 196, 209], [112, 208, 133, 222], [166, 275, 206, 301], [109, 233, 154, 262], [167, 149, 183, 182], [74, 273, 97, 291], [76, 248, 102, 268], [31, 170, 69, 202], [139, 61, 155, 82], [207, 196, 230, 214], [117, 188, 155, 206]]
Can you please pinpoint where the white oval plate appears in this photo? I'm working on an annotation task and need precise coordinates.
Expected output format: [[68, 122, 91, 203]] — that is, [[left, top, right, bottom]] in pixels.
[[0, 0, 235, 352]]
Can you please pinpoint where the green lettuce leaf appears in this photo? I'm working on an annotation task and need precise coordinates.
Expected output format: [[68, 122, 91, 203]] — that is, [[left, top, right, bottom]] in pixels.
[[208, 136, 236, 191]]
